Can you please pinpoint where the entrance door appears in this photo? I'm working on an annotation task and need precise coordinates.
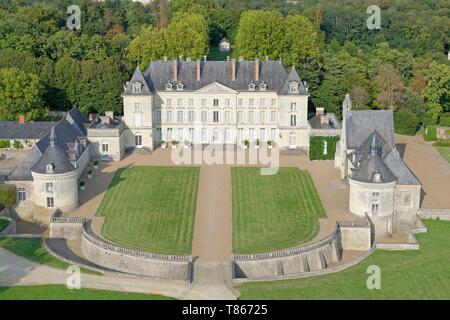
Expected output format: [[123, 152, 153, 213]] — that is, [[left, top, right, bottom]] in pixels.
[[289, 132, 296, 149], [135, 134, 142, 148]]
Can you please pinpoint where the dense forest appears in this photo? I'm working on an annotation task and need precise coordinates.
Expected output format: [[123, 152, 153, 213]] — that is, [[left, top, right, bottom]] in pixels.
[[0, 0, 449, 133]]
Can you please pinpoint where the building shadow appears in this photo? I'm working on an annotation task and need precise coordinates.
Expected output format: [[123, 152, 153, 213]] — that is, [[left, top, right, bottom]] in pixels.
[[395, 143, 406, 159]]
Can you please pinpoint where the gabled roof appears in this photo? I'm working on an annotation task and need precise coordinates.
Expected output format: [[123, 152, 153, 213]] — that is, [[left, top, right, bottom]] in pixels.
[[278, 65, 308, 95], [0, 121, 56, 140], [122, 65, 152, 96], [122, 60, 309, 95], [220, 37, 230, 43], [346, 110, 394, 149]]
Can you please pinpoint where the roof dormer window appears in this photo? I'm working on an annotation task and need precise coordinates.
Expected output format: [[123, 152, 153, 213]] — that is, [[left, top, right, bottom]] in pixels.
[[166, 82, 173, 90], [132, 82, 142, 94], [248, 82, 255, 91], [176, 82, 184, 91], [46, 162, 55, 174], [289, 81, 299, 94], [259, 82, 267, 91]]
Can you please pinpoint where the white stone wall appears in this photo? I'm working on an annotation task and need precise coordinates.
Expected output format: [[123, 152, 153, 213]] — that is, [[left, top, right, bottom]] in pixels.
[[31, 170, 79, 212], [122, 83, 310, 148], [394, 184, 422, 231]]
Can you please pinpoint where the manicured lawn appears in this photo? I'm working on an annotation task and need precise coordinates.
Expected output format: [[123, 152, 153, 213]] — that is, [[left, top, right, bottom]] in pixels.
[[238, 220, 450, 300], [97, 166, 200, 255], [0, 285, 173, 300], [0, 237, 100, 275], [435, 147, 450, 163], [0, 218, 9, 232], [232, 167, 326, 254]]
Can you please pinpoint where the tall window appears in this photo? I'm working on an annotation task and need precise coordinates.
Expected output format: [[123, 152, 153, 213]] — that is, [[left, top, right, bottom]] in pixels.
[[156, 128, 162, 141], [213, 111, 219, 123], [102, 142, 109, 154], [189, 128, 194, 142], [177, 110, 183, 123], [45, 182, 53, 193], [17, 188, 26, 201], [188, 98, 194, 107], [133, 102, 141, 112], [201, 110, 207, 123], [178, 128, 184, 141], [225, 111, 231, 123], [167, 110, 172, 123], [213, 99, 219, 107], [166, 98, 172, 108], [238, 128, 243, 142], [249, 99, 254, 108], [290, 82, 298, 93], [271, 128, 277, 141], [249, 128, 254, 141], [188, 110, 194, 122], [201, 99, 206, 107], [249, 111, 254, 124], [260, 111, 265, 124], [238, 99, 243, 107], [371, 204, 379, 215], [177, 99, 183, 108], [237, 111, 243, 123], [271, 111, 276, 123], [135, 134, 142, 146], [260, 128, 265, 141], [47, 197, 54, 208], [167, 128, 173, 141], [290, 102, 296, 111], [271, 99, 276, 107], [202, 128, 207, 142], [132, 82, 141, 93], [290, 114, 296, 127], [225, 99, 230, 107], [260, 99, 265, 108]]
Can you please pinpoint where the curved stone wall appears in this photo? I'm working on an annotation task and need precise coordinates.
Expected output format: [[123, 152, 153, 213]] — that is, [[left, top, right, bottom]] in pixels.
[[232, 220, 372, 280], [49, 218, 193, 282], [349, 178, 396, 217]]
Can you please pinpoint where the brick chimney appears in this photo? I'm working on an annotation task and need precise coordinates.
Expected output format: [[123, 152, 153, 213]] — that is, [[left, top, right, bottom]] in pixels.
[[255, 58, 260, 81], [18, 115, 25, 124], [231, 59, 236, 81], [196, 59, 201, 81], [173, 60, 177, 81]]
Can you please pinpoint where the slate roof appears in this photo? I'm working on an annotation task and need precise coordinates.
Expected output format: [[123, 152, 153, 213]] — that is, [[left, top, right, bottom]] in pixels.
[[123, 60, 309, 95], [349, 131, 420, 185], [0, 121, 56, 140], [31, 127, 76, 175], [8, 108, 89, 181], [220, 37, 230, 43], [346, 110, 394, 149]]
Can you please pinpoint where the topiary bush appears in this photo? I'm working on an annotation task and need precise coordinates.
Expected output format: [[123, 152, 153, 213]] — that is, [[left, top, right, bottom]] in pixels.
[[0, 184, 16, 208], [309, 136, 339, 160], [13, 140, 23, 149], [0, 140, 10, 149], [394, 110, 419, 136]]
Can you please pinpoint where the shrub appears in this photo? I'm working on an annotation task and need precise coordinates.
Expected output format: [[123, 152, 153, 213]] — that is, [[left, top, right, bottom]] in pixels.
[[0, 184, 16, 208], [87, 170, 92, 175], [394, 110, 419, 136], [93, 160, 99, 166], [309, 136, 339, 160], [433, 140, 450, 147], [79, 181, 85, 187], [0, 140, 9, 149], [13, 140, 23, 149], [439, 113, 450, 127], [423, 125, 438, 141], [267, 140, 272, 146]]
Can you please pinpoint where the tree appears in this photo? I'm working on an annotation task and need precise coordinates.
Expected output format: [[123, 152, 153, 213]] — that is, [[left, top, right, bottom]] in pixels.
[[312, 77, 346, 116], [350, 85, 370, 108], [394, 110, 419, 136], [421, 62, 450, 113], [376, 64, 405, 110], [0, 184, 16, 216], [0, 67, 46, 121]]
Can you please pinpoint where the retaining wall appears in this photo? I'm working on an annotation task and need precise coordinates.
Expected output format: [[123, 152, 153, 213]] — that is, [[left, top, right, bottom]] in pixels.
[[49, 217, 192, 282], [418, 208, 450, 221], [232, 220, 372, 280]]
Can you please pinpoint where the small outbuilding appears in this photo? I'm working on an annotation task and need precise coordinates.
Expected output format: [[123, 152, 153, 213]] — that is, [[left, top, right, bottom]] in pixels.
[[219, 37, 231, 52]]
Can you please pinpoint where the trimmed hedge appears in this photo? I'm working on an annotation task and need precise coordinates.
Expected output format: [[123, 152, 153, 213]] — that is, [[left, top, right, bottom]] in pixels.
[[433, 140, 450, 147], [439, 113, 450, 127], [309, 136, 339, 160], [423, 125, 438, 141], [394, 110, 419, 136], [0, 140, 9, 149]]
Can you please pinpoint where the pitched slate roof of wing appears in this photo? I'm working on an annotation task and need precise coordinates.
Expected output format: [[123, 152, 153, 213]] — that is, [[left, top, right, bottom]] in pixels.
[[31, 126, 75, 174], [351, 133, 396, 183], [0, 121, 56, 140], [346, 110, 394, 149], [383, 150, 420, 185], [122, 65, 152, 96], [8, 108, 88, 181], [122, 60, 308, 94]]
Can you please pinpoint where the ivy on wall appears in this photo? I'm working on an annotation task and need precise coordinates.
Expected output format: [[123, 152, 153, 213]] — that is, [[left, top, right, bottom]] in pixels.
[[309, 136, 339, 160]]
